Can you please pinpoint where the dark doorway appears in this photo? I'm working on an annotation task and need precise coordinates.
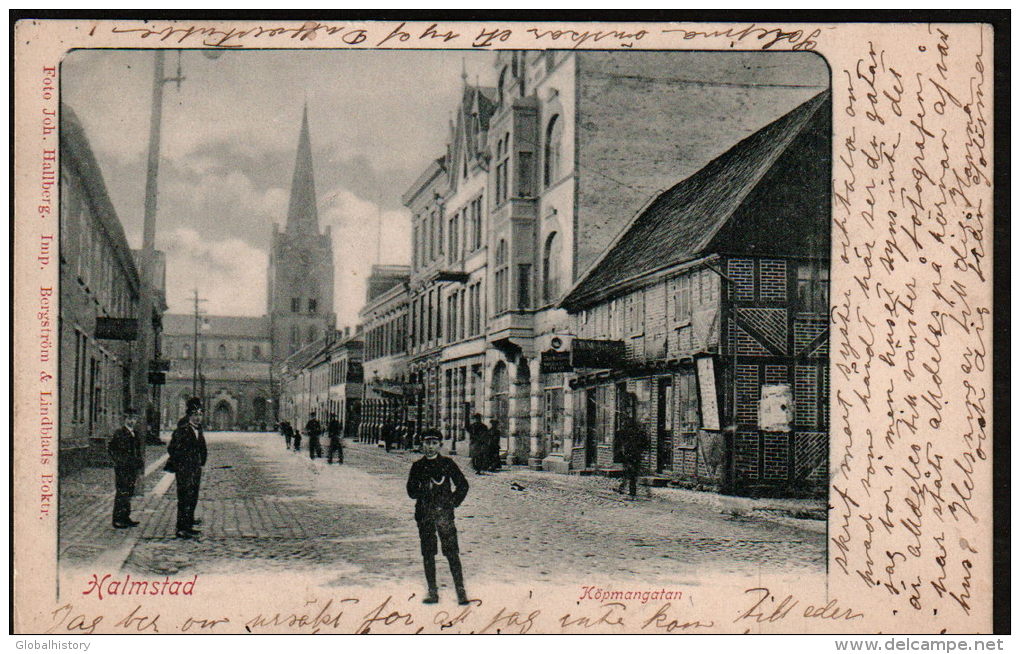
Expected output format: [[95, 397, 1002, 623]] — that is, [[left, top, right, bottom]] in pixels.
[[584, 389, 597, 468], [656, 377, 674, 473]]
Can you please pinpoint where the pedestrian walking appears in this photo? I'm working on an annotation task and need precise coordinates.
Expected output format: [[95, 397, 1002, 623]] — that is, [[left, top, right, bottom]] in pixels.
[[292, 426, 302, 453], [305, 412, 324, 459], [167, 398, 208, 538], [280, 420, 294, 450], [406, 429, 470, 605], [486, 419, 503, 472], [327, 413, 344, 464], [382, 420, 398, 452], [616, 395, 649, 498], [108, 408, 143, 528], [466, 414, 489, 475]]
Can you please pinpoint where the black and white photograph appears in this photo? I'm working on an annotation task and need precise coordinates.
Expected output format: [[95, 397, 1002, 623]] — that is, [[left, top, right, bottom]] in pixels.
[[12, 15, 998, 637], [56, 47, 832, 594]]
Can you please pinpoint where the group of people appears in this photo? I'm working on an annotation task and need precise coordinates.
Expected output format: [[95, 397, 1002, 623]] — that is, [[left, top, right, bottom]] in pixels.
[[466, 414, 503, 475], [278, 412, 345, 464], [109, 398, 208, 539], [105, 397, 645, 604]]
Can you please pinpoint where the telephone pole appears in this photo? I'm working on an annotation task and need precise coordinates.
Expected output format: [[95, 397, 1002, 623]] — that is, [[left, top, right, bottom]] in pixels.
[[191, 289, 207, 396]]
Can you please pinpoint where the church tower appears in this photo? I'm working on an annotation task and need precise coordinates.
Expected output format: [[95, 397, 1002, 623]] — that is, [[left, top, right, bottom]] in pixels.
[[267, 105, 336, 366]]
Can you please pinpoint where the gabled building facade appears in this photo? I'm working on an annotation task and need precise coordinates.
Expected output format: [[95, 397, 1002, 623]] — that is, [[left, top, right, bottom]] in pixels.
[[561, 92, 831, 495]]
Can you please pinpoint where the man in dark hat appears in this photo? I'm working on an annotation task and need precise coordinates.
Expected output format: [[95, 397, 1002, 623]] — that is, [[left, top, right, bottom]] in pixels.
[[305, 411, 323, 460], [108, 408, 143, 528], [467, 414, 489, 475], [167, 398, 208, 538], [406, 429, 470, 605], [616, 393, 649, 498]]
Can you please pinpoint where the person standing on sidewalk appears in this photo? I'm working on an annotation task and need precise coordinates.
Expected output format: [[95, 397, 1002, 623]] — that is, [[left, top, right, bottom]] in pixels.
[[486, 419, 503, 472], [326, 413, 344, 464], [616, 394, 649, 498], [467, 414, 488, 475], [167, 398, 207, 538], [108, 408, 143, 528], [305, 412, 324, 460], [406, 429, 470, 605]]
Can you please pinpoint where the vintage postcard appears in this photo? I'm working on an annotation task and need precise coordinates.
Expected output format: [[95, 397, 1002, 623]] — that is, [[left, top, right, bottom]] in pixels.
[[12, 16, 999, 636]]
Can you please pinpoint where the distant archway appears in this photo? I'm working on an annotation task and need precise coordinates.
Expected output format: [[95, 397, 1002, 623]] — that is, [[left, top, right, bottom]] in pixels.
[[212, 399, 234, 431]]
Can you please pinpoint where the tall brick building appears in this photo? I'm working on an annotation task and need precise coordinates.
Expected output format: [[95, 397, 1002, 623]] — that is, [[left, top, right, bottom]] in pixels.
[[58, 105, 167, 470], [400, 51, 828, 476]]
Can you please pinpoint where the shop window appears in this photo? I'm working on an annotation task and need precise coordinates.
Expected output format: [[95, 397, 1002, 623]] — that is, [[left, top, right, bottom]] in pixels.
[[542, 386, 564, 453], [494, 240, 509, 313], [517, 263, 532, 308], [797, 262, 829, 313]]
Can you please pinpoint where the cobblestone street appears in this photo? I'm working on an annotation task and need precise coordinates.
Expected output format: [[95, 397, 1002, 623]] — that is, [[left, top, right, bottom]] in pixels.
[[60, 432, 826, 592]]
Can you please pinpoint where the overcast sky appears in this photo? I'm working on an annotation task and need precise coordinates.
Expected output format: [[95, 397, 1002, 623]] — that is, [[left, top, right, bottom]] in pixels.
[[62, 49, 496, 327]]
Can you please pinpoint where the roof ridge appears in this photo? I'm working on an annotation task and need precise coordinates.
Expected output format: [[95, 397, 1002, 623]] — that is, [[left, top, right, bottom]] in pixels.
[[562, 89, 829, 310]]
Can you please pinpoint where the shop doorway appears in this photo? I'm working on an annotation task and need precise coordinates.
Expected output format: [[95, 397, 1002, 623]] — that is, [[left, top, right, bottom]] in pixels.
[[491, 362, 510, 450], [656, 377, 674, 473], [212, 399, 233, 431], [584, 389, 598, 468]]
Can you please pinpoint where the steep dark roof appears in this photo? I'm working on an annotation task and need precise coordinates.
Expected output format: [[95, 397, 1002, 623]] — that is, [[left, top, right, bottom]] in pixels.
[[562, 91, 829, 310]]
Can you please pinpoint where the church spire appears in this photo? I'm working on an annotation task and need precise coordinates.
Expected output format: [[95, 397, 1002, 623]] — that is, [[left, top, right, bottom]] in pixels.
[[285, 103, 320, 234]]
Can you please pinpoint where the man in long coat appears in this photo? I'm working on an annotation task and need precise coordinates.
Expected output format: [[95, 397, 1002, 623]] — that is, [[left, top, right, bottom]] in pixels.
[[466, 414, 489, 474], [305, 412, 324, 459], [167, 398, 207, 538], [486, 418, 503, 472], [108, 408, 143, 528]]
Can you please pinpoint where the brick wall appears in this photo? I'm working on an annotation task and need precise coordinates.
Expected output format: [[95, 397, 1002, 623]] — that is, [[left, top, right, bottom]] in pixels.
[[573, 52, 827, 281]]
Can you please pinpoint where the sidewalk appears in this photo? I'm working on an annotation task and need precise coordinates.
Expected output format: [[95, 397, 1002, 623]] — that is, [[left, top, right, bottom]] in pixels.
[[58, 443, 169, 569], [356, 440, 827, 534]]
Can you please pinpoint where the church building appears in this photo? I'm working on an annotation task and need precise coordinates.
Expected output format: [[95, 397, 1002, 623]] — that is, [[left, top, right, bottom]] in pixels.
[[161, 106, 336, 429]]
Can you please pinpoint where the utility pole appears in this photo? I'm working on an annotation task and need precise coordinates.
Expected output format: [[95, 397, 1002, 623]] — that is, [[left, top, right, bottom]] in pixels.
[[140, 51, 184, 443], [191, 289, 207, 396]]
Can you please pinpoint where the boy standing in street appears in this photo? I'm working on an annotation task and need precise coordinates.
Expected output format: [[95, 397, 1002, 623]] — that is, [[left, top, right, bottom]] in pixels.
[[406, 429, 470, 605]]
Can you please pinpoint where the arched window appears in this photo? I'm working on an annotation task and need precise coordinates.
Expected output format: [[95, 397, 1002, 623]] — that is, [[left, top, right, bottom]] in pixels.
[[494, 239, 509, 314], [218, 343, 227, 358], [544, 114, 562, 187], [543, 231, 562, 303], [252, 345, 261, 360]]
